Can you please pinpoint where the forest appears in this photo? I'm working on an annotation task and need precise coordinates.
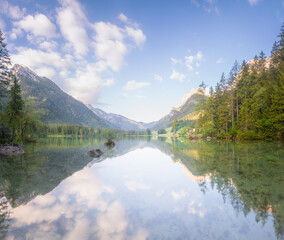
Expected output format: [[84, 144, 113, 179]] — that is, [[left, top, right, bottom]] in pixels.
[[196, 24, 284, 140]]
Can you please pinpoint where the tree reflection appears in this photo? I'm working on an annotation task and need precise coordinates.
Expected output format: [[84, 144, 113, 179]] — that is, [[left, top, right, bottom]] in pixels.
[[153, 139, 284, 239], [0, 197, 10, 239]]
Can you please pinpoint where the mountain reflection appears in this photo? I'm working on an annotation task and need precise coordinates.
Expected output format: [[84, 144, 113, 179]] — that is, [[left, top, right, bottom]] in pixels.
[[0, 137, 283, 239]]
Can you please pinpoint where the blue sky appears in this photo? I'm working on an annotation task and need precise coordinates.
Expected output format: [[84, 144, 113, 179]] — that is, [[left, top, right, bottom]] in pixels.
[[0, 0, 283, 122]]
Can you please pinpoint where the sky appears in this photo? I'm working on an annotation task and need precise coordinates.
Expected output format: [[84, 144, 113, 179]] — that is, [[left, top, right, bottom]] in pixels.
[[0, 0, 283, 122]]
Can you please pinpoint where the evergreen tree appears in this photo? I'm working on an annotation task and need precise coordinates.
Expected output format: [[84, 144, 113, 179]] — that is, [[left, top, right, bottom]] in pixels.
[[277, 22, 284, 48], [5, 76, 24, 143], [271, 41, 279, 56], [0, 30, 11, 100]]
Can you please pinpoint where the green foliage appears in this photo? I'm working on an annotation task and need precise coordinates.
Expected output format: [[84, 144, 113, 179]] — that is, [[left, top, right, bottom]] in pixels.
[[102, 129, 116, 140], [179, 127, 188, 136], [4, 76, 24, 142], [0, 29, 11, 101], [197, 25, 284, 140], [158, 128, 167, 134]]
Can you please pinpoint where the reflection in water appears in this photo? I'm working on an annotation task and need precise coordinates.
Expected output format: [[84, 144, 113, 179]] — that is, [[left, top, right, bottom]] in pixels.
[[0, 137, 283, 239], [153, 138, 284, 239]]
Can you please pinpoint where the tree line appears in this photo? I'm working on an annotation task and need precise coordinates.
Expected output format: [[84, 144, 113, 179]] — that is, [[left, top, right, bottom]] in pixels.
[[196, 24, 284, 140]]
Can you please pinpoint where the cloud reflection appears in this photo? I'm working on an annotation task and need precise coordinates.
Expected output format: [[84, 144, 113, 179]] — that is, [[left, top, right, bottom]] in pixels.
[[7, 166, 148, 239]]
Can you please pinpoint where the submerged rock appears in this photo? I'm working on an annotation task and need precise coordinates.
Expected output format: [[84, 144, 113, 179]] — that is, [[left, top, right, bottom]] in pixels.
[[0, 146, 25, 155], [104, 140, 115, 147], [87, 148, 104, 158]]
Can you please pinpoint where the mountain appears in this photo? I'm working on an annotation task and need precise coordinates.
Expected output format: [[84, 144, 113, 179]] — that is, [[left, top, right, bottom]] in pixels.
[[151, 88, 206, 130], [12, 64, 112, 128], [86, 104, 155, 131]]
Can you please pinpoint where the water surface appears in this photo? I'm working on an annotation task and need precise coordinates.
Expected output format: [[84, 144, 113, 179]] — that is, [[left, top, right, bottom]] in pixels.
[[0, 137, 283, 240]]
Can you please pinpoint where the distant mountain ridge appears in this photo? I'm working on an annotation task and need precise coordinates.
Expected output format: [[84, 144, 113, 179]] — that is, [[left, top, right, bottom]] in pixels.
[[86, 104, 154, 131], [11, 64, 206, 131]]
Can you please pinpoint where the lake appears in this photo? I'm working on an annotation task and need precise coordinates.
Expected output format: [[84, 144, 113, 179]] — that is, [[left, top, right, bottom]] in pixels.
[[0, 137, 283, 240]]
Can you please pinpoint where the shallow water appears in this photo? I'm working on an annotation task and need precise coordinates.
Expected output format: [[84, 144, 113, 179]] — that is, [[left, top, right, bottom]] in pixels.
[[0, 137, 283, 240]]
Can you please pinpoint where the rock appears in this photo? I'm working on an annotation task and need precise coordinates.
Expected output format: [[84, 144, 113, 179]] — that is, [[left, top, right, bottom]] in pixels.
[[0, 146, 24, 155], [87, 148, 104, 158], [17, 143, 24, 149], [0, 197, 8, 204], [206, 136, 212, 141], [104, 140, 115, 147]]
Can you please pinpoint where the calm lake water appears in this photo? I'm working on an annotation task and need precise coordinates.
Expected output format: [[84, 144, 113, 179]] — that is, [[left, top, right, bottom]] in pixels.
[[0, 137, 283, 240]]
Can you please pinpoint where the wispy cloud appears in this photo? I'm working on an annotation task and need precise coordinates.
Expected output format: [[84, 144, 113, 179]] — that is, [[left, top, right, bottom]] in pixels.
[[191, 0, 220, 15], [171, 57, 182, 65], [154, 74, 163, 82], [170, 70, 186, 82], [14, 14, 58, 39], [0, 1, 26, 19], [216, 57, 224, 64], [124, 80, 150, 91], [248, 0, 259, 6], [185, 51, 203, 71], [118, 13, 128, 23]]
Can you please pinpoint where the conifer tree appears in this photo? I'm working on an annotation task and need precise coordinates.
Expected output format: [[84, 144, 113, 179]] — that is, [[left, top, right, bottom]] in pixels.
[[5, 76, 24, 143], [0, 30, 11, 100]]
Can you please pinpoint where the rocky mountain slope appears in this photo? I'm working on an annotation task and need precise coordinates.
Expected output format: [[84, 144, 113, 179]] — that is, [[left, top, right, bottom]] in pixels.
[[151, 88, 206, 130], [12, 64, 112, 128]]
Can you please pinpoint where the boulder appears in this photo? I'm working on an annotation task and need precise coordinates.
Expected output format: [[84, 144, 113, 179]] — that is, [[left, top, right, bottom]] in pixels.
[[0, 146, 24, 155], [87, 148, 104, 158], [104, 140, 115, 147]]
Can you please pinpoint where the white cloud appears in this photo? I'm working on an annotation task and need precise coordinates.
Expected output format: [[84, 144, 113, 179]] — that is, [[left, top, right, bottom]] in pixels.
[[39, 40, 58, 50], [248, 0, 259, 6], [103, 78, 115, 87], [118, 13, 128, 23], [57, 0, 89, 56], [216, 57, 224, 64], [154, 74, 163, 82], [170, 70, 186, 82], [0, 1, 25, 19], [92, 22, 127, 72], [9, 28, 23, 40], [185, 51, 203, 71], [14, 14, 57, 38], [124, 81, 150, 91], [11, 47, 73, 69], [191, 0, 220, 14], [93, 22, 124, 42], [34, 66, 57, 79], [171, 57, 181, 65], [65, 64, 102, 103], [125, 26, 146, 48]]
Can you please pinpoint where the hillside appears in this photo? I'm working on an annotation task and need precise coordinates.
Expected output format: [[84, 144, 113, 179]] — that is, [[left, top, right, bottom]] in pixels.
[[12, 64, 112, 128], [152, 89, 206, 130]]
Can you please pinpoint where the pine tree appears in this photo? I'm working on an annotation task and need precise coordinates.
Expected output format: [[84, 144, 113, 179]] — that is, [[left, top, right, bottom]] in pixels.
[[5, 76, 24, 143], [0, 30, 12, 100], [271, 41, 279, 56], [227, 61, 240, 128], [278, 22, 284, 48]]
